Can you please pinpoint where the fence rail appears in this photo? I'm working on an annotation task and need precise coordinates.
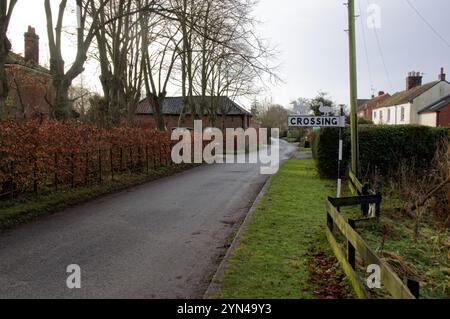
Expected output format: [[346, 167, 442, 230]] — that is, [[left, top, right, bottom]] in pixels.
[[326, 198, 419, 299]]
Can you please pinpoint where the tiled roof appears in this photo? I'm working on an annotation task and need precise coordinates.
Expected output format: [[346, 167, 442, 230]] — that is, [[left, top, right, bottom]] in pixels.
[[6, 52, 50, 75], [419, 93, 450, 114], [375, 81, 440, 109], [357, 99, 370, 108], [358, 93, 391, 112], [135, 96, 251, 116]]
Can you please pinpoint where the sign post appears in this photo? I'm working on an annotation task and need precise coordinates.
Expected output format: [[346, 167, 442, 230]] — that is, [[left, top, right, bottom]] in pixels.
[[288, 105, 346, 198]]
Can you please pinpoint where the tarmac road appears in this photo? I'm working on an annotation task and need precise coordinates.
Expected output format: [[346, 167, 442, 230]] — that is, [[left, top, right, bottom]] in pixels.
[[0, 140, 296, 299]]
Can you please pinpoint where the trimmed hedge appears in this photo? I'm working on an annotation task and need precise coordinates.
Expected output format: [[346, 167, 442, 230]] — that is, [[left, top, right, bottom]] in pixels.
[[311, 125, 450, 179]]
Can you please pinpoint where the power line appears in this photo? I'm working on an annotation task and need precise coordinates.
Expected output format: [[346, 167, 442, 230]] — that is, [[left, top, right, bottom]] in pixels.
[[405, 0, 450, 48], [366, 0, 393, 91], [358, 0, 374, 96]]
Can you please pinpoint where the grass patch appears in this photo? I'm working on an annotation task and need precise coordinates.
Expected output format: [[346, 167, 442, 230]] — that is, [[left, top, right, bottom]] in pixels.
[[0, 164, 197, 230], [211, 158, 353, 299]]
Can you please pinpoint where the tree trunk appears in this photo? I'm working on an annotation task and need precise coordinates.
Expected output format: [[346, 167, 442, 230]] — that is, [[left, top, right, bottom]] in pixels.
[[52, 77, 71, 119]]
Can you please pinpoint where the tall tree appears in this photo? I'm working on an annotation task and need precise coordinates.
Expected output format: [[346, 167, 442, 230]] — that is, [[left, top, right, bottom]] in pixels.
[[0, 0, 17, 118], [44, 0, 108, 119]]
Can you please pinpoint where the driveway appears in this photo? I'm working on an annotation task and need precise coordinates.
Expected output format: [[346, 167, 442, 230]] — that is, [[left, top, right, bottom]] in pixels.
[[0, 140, 296, 299]]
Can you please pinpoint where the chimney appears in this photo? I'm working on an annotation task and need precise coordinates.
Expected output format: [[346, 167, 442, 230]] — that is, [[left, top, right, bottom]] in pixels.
[[439, 67, 446, 81], [406, 71, 422, 90], [24, 26, 39, 64], [378, 91, 385, 96]]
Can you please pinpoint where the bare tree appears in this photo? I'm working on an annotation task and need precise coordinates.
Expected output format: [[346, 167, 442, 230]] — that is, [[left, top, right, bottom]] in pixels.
[[0, 0, 17, 117], [44, 0, 110, 119]]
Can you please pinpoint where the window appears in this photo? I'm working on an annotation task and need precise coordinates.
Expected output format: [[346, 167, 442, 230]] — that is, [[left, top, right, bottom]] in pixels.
[[401, 107, 405, 121], [387, 109, 391, 122], [380, 110, 383, 122], [374, 111, 377, 119]]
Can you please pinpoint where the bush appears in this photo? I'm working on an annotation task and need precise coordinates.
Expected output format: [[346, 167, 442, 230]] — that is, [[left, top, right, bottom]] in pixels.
[[0, 120, 172, 196], [311, 125, 450, 179]]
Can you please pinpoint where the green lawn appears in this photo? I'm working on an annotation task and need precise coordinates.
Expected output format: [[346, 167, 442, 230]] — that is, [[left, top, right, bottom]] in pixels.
[[211, 158, 352, 298]]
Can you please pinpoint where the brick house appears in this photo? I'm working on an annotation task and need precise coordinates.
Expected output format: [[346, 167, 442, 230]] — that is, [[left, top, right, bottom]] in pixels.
[[4, 26, 53, 121], [418, 93, 450, 127], [135, 96, 253, 130], [358, 91, 391, 121]]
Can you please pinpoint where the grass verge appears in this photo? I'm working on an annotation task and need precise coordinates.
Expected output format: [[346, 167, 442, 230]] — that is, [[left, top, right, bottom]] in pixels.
[[210, 158, 353, 299], [341, 194, 449, 298], [0, 164, 197, 230]]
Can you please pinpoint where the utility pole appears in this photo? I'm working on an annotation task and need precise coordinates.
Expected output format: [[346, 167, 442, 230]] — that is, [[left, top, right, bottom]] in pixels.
[[347, 0, 359, 178]]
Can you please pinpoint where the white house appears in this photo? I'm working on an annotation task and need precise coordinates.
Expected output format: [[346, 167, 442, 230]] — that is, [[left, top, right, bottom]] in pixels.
[[372, 69, 450, 127]]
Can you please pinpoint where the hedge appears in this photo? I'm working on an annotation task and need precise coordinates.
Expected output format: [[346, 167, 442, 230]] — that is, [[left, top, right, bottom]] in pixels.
[[311, 125, 450, 179], [0, 120, 172, 197]]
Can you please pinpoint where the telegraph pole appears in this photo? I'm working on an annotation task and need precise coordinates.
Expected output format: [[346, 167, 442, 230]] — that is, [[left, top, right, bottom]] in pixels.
[[347, 0, 359, 178]]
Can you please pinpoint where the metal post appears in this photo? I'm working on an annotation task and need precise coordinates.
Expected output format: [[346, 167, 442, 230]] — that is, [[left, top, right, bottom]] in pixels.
[[348, 0, 359, 178], [337, 105, 344, 198]]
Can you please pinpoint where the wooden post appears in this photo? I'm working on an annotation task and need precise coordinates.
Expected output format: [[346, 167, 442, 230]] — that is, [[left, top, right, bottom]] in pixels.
[[10, 160, 14, 199], [120, 148, 123, 171], [98, 149, 102, 183], [85, 151, 89, 186], [130, 147, 133, 170], [33, 157, 38, 194], [54, 153, 58, 191], [71, 153, 75, 189], [348, 0, 360, 178], [146, 145, 149, 174], [110, 148, 114, 181], [347, 219, 356, 269]]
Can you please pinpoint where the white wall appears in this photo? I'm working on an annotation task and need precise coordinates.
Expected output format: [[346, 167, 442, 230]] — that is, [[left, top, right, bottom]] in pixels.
[[418, 113, 437, 127], [373, 103, 410, 125], [372, 81, 450, 126]]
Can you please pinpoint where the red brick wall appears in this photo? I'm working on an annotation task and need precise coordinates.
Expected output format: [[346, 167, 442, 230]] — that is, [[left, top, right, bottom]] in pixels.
[[136, 114, 252, 130], [437, 103, 450, 127], [5, 64, 53, 120]]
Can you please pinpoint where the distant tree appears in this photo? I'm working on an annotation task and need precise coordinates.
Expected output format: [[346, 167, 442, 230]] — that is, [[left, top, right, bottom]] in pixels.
[[308, 91, 335, 116], [259, 103, 289, 132], [250, 99, 259, 117]]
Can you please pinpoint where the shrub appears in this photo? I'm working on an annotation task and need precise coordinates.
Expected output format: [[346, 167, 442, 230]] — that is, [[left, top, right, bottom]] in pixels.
[[311, 125, 450, 179], [0, 120, 172, 197]]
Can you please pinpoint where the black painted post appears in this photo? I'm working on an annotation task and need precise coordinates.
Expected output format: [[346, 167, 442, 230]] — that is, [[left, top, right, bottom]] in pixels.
[[347, 219, 356, 269], [406, 279, 420, 299], [327, 213, 334, 233]]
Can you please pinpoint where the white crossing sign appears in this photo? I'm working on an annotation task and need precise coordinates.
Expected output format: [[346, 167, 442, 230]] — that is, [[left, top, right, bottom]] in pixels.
[[288, 115, 345, 128]]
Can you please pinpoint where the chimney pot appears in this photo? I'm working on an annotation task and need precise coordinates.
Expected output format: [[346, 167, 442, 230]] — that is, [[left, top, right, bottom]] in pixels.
[[406, 71, 422, 90], [378, 91, 385, 96], [24, 25, 39, 64], [439, 67, 446, 81]]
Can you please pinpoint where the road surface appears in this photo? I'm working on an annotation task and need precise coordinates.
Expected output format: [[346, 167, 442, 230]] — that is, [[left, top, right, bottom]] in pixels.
[[0, 140, 296, 299]]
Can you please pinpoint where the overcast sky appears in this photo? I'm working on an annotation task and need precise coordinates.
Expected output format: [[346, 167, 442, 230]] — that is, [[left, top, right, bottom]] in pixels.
[[8, 0, 450, 108]]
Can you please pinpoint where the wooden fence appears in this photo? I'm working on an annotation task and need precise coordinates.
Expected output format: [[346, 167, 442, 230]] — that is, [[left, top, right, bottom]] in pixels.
[[326, 195, 420, 299]]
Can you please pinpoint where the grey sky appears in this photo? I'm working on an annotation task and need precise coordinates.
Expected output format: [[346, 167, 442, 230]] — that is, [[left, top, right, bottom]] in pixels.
[[8, 0, 450, 108]]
